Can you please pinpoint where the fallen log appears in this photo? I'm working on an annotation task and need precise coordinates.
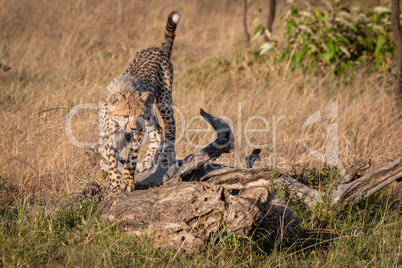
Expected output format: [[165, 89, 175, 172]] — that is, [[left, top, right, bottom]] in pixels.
[[95, 108, 402, 208], [77, 180, 300, 252], [198, 167, 323, 208], [88, 108, 401, 252], [197, 158, 401, 208], [96, 182, 260, 252], [330, 157, 402, 206], [85, 109, 302, 251]]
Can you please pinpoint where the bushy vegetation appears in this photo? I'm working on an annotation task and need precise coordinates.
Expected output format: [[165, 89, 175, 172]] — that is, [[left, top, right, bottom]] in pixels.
[[257, 1, 395, 75]]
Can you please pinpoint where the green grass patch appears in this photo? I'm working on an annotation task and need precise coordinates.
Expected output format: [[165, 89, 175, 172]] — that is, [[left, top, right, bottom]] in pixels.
[[0, 183, 400, 267]]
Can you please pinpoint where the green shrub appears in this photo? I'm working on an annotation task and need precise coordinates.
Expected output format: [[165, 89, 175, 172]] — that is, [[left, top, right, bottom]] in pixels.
[[257, 1, 395, 75]]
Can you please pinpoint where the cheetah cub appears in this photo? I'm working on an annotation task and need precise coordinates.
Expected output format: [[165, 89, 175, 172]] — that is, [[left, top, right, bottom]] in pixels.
[[99, 11, 180, 194]]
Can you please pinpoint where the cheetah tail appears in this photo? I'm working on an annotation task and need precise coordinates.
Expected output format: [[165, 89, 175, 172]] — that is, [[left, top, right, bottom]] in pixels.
[[161, 11, 180, 58]]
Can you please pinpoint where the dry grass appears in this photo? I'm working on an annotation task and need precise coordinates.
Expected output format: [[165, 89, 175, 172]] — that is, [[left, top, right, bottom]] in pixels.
[[0, 0, 401, 204], [0, 1, 401, 266]]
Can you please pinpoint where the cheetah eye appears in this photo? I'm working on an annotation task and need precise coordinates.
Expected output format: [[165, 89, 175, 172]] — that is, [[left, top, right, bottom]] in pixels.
[[123, 115, 129, 118]]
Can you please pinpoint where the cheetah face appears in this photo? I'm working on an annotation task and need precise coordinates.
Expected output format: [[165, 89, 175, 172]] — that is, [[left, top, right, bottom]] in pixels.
[[108, 91, 150, 133]]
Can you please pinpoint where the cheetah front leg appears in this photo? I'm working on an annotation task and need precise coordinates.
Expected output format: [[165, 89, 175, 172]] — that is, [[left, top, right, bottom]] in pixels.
[[105, 116, 122, 194], [121, 130, 143, 192], [98, 101, 107, 157], [136, 111, 162, 172]]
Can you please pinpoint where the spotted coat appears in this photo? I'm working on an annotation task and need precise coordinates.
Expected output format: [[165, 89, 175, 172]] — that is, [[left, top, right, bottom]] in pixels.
[[99, 11, 180, 194]]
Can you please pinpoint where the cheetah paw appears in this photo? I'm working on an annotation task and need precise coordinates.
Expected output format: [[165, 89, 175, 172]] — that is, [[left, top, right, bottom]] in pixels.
[[136, 157, 155, 173], [159, 150, 177, 167], [120, 182, 135, 192], [105, 191, 120, 200]]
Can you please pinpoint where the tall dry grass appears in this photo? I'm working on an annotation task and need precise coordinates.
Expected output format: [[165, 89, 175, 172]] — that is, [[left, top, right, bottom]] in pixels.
[[0, 0, 401, 202]]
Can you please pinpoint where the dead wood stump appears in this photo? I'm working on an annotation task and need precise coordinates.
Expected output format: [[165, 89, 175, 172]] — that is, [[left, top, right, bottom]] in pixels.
[[81, 181, 260, 252]]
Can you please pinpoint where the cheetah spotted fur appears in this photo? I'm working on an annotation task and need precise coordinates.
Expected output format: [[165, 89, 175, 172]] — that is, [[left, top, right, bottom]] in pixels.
[[99, 11, 180, 194]]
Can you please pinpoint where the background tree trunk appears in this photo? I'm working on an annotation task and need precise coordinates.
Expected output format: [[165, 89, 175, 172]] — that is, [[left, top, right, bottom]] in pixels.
[[264, 0, 276, 41], [243, 0, 250, 43], [391, 0, 402, 102]]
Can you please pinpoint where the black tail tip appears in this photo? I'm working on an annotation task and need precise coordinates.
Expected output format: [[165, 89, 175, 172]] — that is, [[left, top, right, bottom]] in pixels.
[[169, 11, 180, 25]]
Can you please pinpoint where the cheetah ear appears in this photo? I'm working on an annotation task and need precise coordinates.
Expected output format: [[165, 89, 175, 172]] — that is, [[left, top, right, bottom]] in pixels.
[[139, 92, 151, 103], [109, 93, 124, 105]]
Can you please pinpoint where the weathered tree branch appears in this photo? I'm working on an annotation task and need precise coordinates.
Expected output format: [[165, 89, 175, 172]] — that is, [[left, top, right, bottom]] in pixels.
[[199, 155, 401, 208], [164, 108, 234, 184], [330, 157, 402, 206], [198, 167, 323, 208], [198, 157, 401, 208], [246, 148, 261, 168], [333, 148, 371, 184]]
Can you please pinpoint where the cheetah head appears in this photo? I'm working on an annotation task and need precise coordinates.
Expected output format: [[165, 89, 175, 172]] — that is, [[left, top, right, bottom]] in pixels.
[[108, 90, 150, 132]]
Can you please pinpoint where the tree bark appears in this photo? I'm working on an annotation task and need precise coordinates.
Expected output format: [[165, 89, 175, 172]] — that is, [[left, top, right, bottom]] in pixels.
[[164, 108, 234, 183], [330, 157, 402, 206], [264, 0, 276, 41], [81, 181, 260, 252], [391, 0, 402, 101], [200, 158, 401, 208], [243, 0, 251, 44], [199, 166, 324, 208]]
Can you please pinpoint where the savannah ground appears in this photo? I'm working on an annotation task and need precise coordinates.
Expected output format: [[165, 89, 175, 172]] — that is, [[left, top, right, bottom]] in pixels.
[[0, 0, 401, 266]]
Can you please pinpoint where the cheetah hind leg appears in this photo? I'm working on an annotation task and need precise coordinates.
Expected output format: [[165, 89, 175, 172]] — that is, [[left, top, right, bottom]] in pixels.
[[136, 114, 162, 173], [157, 104, 177, 167]]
